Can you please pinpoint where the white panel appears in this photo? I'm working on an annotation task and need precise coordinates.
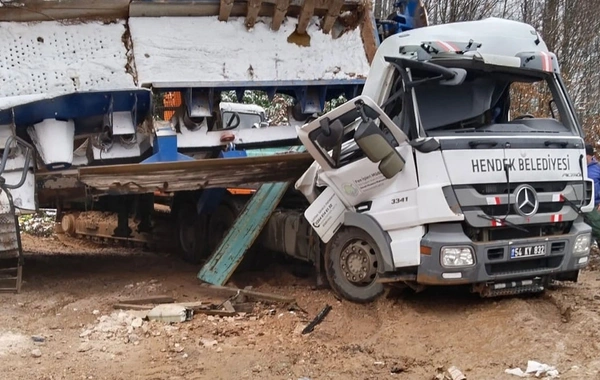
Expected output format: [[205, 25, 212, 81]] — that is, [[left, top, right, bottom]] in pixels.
[[128, 16, 370, 85], [176, 124, 299, 149], [389, 226, 424, 268], [29, 119, 74, 167], [112, 112, 136, 136], [304, 187, 346, 243], [0, 20, 135, 98]]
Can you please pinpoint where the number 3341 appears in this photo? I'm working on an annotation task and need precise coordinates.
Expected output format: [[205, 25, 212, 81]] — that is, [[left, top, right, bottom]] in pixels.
[[391, 197, 408, 204]]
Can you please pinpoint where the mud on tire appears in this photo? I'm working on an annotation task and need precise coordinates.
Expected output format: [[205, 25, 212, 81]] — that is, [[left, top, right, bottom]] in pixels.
[[324, 226, 384, 303]]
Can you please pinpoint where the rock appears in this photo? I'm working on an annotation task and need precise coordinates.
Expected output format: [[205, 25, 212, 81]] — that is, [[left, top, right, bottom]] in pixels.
[[92, 310, 100, 315], [374, 361, 385, 366], [79, 330, 92, 338], [77, 342, 92, 352], [182, 353, 188, 359], [147, 304, 188, 323], [216, 347, 223, 353], [31, 335, 45, 343], [31, 349, 42, 358], [128, 334, 140, 344], [131, 318, 143, 328], [54, 351, 63, 359], [200, 338, 218, 348]]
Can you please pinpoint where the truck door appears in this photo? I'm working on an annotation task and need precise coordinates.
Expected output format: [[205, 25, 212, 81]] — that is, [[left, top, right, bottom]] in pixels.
[[298, 96, 420, 240]]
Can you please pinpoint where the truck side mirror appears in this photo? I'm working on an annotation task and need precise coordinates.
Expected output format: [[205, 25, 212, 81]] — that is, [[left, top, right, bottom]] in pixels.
[[354, 120, 405, 178], [315, 118, 344, 151]]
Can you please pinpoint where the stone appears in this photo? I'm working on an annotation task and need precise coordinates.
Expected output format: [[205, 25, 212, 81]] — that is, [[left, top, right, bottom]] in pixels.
[[31, 349, 42, 358], [77, 342, 92, 353], [131, 317, 143, 328]]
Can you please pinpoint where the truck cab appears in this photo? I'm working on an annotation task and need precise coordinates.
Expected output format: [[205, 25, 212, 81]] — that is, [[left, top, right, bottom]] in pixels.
[[296, 17, 593, 302]]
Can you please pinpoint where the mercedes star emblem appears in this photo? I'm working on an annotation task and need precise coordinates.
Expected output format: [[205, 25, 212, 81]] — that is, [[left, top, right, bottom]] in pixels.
[[514, 184, 539, 217]]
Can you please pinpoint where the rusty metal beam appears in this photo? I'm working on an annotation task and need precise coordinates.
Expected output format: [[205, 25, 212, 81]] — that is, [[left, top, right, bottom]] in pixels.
[[296, 0, 315, 35], [77, 153, 313, 195], [321, 0, 343, 34], [218, 0, 234, 21], [245, 0, 262, 28], [271, 0, 289, 31]]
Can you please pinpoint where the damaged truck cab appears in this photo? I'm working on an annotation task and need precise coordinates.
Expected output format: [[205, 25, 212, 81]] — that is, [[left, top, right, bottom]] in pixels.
[[296, 18, 593, 302]]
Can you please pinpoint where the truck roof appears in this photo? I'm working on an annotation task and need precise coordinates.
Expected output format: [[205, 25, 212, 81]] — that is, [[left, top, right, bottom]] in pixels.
[[391, 17, 550, 57]]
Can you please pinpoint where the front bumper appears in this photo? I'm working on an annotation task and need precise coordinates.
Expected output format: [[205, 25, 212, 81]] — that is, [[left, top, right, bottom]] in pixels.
[[417, 217, 591, 285]]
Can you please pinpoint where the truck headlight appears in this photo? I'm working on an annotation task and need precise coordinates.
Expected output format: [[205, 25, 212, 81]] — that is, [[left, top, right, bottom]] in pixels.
[[573, 234, 591, 256], [441, 246, 475, 267]]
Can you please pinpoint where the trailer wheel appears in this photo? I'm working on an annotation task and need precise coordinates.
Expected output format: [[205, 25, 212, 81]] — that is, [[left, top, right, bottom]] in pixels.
[[174, 194, 208, 264], [325, 226, 384, 303]]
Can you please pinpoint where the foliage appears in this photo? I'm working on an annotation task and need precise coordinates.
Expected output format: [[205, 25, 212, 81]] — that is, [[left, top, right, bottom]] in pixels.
[[18, 210, 55, 237]]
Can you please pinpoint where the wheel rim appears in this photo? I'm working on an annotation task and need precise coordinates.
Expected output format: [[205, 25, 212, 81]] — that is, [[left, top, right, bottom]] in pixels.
[[339, 239, 378, 286]]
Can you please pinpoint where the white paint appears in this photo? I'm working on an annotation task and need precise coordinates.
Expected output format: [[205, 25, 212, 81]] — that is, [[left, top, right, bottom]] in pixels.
[[27, 119, 75, 167], [389, 226, 423, 267], [304, 187, 346, 243], [0, 20, 135, 98], [128, 16, 370, 84], [579, 257, 589, 264]]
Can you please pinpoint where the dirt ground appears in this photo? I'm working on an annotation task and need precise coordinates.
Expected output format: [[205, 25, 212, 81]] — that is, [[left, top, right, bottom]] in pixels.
[[1, 233, 600, 380]]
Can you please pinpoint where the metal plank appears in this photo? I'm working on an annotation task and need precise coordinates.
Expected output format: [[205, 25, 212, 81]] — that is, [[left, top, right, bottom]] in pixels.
[[296, 0, 314, 35], [197, 181, 291, 285], [321, 0, 343, 34], [271, 0, 289, 31], [245, 0, 262, 28], [78, 152, 314, 194], [0, 0, 130, 22], [218, 0, 234, 21]]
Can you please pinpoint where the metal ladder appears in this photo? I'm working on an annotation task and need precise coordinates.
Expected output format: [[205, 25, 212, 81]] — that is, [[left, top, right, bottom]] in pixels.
[[0, 136, 33, 293]]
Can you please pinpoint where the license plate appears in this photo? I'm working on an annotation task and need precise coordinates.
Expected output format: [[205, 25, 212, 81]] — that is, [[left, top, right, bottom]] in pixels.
[[510, 244, 546, 259]]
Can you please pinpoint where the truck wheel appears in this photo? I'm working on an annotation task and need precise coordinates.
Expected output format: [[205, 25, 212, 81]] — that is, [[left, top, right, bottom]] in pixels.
[[324, 226, 384, 303], [174, 193, 208, 264]]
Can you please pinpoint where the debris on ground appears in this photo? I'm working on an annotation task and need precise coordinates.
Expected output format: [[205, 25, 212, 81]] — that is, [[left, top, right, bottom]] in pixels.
[[302, 304, 332, 334], [112, 286, 298, 321], [505, 361, 559, 378], [447, 366, 467, 380], [147, 304, 192, 323]]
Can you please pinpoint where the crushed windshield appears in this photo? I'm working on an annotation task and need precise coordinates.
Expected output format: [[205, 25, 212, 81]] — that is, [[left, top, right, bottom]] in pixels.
[[384, 65, 576, 136]]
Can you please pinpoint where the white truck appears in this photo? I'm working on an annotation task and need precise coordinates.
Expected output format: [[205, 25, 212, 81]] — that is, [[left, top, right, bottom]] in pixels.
[[294, 17, 594, 302]]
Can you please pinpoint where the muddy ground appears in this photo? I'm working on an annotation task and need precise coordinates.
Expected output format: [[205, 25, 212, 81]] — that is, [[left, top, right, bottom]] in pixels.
[[1, 233, 600, 380]]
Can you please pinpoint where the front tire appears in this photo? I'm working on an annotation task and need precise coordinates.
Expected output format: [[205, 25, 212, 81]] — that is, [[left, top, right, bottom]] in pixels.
[[324, 226, 384, 303]]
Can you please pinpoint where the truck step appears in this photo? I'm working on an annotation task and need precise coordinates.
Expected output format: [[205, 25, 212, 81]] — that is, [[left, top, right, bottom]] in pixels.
[[474, 278, 546, 298]]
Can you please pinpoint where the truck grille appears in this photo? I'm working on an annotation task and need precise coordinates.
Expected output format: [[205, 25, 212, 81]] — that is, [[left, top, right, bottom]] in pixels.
[[450, 180, 592, 240], [486, 256, 563, 276]]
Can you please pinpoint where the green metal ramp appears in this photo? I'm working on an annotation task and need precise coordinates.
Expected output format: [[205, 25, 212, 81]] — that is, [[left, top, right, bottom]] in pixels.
[[197, 181, 291, 286]]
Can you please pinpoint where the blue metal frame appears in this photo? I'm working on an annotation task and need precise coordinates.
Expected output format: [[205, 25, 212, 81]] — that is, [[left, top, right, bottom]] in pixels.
[[0, 90, 152, 130]]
